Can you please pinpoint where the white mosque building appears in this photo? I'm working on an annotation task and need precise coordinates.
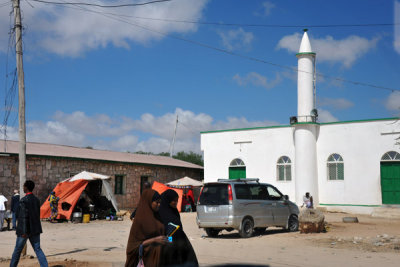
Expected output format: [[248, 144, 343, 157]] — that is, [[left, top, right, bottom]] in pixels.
[[200, 30, 400, 215]]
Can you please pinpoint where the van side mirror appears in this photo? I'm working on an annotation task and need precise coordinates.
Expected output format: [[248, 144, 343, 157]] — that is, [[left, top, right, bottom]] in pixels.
[[283, 195, 289, 201]]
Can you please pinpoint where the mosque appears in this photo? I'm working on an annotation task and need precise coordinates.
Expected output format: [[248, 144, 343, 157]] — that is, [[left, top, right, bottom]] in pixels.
[[200, 30, 400, 214]]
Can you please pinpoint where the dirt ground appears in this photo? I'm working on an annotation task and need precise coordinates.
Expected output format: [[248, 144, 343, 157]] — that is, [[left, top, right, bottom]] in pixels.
[[0, 211, 399, 267]]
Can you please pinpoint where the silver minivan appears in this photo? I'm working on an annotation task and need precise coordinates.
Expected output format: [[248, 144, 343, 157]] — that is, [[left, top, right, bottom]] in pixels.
[[196, 178, 299, 238]]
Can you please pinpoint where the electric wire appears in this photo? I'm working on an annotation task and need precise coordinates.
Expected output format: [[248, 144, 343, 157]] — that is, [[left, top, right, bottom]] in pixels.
[[21, 0, 400, 93], [30, 0, 173, 8], [76, 5, 400, 92]]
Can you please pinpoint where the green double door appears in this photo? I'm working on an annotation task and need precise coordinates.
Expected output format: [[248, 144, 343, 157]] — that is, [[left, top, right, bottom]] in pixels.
[[381, 162, 400, 204], [229, 167, 246, 179]]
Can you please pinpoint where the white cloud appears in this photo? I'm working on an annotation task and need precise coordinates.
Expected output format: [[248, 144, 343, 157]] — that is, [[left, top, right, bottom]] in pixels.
[[262, 1, 275, 16], [318, 97, 354, 110], [233, 72, 282, 89], [385, 91, 400, 111], [218, 28, 254, 51], [1, 108, 278, 154], [277, 33, 379, 68], [0, 0, 208, 56], [317, 109, 338, 123]]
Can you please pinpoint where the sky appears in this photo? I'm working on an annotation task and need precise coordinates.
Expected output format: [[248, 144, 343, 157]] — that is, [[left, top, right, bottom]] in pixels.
[[0, 0, 399, 154]]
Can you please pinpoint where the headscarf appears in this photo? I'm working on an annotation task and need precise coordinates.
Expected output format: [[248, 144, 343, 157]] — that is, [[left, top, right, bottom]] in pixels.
[[125, 189, 164, 267], [158, 189, 182, 229]]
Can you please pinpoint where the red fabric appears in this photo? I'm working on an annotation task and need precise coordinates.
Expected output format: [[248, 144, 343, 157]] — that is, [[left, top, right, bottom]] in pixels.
[[187, 189, 194, 203], [152, 181, 183, 212], [40, 179, 89, 220], [25, 192, 33, 195]]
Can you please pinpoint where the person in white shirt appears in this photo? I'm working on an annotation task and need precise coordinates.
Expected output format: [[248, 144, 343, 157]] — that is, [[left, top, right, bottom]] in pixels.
[[0, 193, 8, 231], [302, 192, 313, 209]]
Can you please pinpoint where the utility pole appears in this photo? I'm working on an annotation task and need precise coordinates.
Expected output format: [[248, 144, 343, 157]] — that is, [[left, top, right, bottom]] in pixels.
[[169, 115, 178, 157], [13, 0, 26, 197]]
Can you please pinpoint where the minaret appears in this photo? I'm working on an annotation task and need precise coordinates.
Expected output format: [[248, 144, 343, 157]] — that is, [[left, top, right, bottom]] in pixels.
[[294, 29, 319, 206]]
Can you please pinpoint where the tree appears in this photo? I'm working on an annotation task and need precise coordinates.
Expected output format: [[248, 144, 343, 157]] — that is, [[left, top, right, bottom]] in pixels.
[[172, 151, 203, 166]]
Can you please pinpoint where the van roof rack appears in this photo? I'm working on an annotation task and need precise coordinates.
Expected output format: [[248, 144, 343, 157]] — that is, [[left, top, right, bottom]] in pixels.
[[217, 178, 260, 183]]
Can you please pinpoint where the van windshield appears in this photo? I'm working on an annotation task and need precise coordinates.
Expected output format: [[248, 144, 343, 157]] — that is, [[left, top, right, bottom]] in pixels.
[[199, 184, 229, 205]]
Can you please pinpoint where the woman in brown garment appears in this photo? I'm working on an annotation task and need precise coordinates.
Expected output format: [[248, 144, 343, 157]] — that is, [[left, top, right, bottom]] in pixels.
[[125, 189, 168, 267]]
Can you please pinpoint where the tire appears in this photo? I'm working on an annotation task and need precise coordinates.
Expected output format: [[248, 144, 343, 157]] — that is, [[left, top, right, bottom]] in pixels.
[[205, 228, 220, 237], [239, 218, 254, 238], [287, 214, 299, 232], [254, 227, 267, 235]]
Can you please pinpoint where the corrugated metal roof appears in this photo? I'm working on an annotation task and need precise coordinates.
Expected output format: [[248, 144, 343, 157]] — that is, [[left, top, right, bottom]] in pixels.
[[0, 140, 203, 170]]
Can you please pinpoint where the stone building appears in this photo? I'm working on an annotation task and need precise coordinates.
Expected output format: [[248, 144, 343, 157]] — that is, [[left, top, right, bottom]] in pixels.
[[0, 140, 203, 210]]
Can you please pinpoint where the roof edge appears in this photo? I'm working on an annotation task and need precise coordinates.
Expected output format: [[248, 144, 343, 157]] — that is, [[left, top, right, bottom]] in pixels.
[[200, 117, 399, 134]]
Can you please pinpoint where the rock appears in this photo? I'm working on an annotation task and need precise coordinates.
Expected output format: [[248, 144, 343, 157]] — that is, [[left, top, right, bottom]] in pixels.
[[342, 217, 359, 223], [299, 209, 325, 233]]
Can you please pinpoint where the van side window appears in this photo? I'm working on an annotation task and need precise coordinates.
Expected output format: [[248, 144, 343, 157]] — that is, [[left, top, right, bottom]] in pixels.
[[234, 184, 250, 199], [267, 186, 282, 200], [249, 185, 268, 200]]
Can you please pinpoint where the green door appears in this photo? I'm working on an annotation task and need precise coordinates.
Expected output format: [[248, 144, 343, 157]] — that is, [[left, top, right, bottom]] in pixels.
[[381, 162, 400, 204], [229, 167, 246, 179]]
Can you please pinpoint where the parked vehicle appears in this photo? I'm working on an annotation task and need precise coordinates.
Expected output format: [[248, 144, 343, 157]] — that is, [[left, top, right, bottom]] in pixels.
[[196, 178, 299, 238]]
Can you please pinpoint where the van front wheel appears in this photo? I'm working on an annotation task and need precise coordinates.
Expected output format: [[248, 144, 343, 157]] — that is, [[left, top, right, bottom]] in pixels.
[[239, 218, 254, 238], [205, 228, 220, 237]]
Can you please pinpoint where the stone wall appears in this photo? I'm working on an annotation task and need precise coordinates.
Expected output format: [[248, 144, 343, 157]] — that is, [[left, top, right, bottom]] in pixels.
[[0, 154, 203, 210]]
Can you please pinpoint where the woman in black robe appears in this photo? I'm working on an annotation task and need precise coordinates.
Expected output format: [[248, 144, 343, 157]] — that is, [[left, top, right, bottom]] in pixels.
[[159, 189, 198, 267]]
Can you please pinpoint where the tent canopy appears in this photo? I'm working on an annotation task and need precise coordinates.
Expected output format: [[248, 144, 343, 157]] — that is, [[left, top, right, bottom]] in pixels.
[[166, 176, 203, 187], [69, 171, 110, 182], [40, 171, 118, 220]]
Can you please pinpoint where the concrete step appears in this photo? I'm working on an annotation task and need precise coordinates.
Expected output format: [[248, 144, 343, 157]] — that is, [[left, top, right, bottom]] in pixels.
[[371, 206, 400, 219]]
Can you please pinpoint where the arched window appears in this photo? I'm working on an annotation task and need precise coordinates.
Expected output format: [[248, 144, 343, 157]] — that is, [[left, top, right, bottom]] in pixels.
[[229, 158, 246, 179], [277, 156, 292, 181], [327, 153, 344, 180], [381, 151, 400, 161]]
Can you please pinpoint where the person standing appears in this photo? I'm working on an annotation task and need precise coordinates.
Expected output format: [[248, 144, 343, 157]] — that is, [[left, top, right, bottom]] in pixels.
[[11, 190, 20, 230], [0, 192, 7, 232], [125, 189, 168, 267], [48, 191, 59, 223], [159, 189, 198, 267], [10, 180, 48, 267]]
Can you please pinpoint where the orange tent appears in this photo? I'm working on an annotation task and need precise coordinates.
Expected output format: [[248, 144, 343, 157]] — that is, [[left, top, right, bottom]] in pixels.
[[152, 181, 183, 212], [40, 179, 89, 220]]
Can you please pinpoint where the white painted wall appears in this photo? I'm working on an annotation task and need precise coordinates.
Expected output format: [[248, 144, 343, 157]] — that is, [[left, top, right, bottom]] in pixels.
[[316, 119, 400, 206], [201, 118, 400, 213], [201, 126, 296, 199]]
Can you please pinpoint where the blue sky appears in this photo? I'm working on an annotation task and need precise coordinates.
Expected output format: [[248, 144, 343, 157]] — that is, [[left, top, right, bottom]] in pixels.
[[0, 0, 399, 154]]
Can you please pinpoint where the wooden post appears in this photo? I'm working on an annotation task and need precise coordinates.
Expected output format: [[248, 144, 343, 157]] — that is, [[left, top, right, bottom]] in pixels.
[[13, 0, 27, 256]]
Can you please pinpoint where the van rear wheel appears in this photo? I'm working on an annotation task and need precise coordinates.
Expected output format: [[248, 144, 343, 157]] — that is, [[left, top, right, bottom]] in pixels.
[[239, 218, 254, 238], [205, 228, 220, 237]]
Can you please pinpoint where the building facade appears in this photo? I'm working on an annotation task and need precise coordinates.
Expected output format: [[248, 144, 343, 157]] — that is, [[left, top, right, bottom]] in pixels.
[[0, 141, 203, 210], [200, 31, 400, 214]]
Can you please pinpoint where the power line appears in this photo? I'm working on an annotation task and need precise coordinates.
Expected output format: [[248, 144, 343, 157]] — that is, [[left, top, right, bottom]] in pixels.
[[30, 0, 173, 8], [23, 0, 400, 92], [105, 15, 399, 29]]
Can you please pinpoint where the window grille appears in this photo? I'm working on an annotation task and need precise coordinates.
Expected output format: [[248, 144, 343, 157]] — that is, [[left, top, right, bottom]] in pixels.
[[381, 151, 400, 161], [230, 158, 245, 167], [277, 156, 292, 181], [327, 153, 344, 180]]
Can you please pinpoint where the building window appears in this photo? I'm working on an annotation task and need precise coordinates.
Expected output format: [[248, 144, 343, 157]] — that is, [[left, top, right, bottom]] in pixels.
[[229, 158, 246, 179], [381, 151, 400, 161], [327, 153, 344, 180], [115, 175, 125, 195], [277, 156, 292, 181]]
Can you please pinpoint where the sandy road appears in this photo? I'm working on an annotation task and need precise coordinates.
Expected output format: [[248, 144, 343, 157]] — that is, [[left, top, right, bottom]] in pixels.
[[0, 212, 399, 267]]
